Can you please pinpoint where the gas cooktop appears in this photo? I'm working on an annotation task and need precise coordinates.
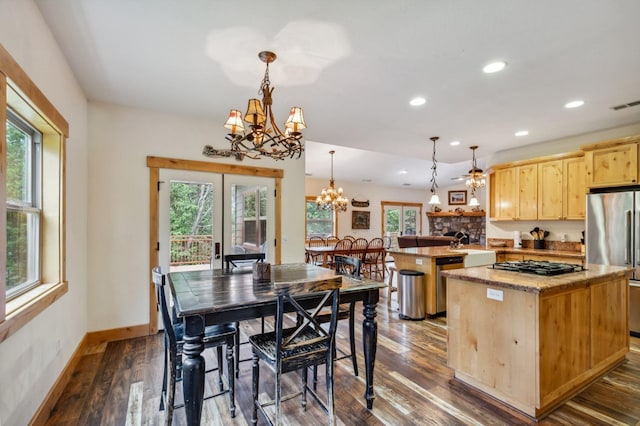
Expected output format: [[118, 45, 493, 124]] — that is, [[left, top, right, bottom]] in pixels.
[[491, 260, 585, 276]]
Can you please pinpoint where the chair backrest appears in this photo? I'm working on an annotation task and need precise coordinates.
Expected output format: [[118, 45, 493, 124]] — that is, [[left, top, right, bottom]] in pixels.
[[367, 237, 384, 249], [152, 266, 177, 350], [342, 235, 356, 242], [308, 236, 326, 247], [274, 281, 341, 367], [334, 238, 353, 250], [352, 238, 368, 252], [334, 255, 362, 278]]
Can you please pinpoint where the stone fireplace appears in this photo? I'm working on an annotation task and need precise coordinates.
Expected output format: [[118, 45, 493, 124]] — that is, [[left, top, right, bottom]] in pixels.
[[427, 212, 486, 244]]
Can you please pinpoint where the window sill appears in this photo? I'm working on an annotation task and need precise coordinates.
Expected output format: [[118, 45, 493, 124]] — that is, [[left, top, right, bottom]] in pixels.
[[0, 281, 68, 344]]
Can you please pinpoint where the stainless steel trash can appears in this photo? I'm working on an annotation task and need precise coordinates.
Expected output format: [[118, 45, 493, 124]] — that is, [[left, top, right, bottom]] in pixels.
[[398, 269, 425, 320]]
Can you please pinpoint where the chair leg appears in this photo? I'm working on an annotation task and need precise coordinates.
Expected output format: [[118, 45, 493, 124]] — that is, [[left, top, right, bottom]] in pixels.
[[313, 364, 319, 391], [387, 267, 396, 307], [326, 353, 336, 426], [348, 302, 358, 376], [166, 351, 177, 426], [216, 346, 224, 392], [301, 368, 308, 409], [159, 334, 168, 411], [226, 343, 236, 418], [234, 323, 240, 378], [251, 352, 259, 425], [275, 360, 282, 425]]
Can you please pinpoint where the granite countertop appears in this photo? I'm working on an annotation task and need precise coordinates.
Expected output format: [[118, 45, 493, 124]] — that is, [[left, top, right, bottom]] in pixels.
[[386, 245, 585, 260], [441, 263, 631, 294]]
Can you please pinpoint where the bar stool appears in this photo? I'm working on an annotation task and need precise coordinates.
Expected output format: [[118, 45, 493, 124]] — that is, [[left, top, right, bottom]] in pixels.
[[387, 266, 398, 307]]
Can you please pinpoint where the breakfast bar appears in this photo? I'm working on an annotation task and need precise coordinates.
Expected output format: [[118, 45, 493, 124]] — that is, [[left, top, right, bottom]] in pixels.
[[442, 264, 632, 420]]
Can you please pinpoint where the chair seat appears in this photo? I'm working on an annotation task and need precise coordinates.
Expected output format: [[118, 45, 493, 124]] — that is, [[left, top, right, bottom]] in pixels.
[[249, 326, 329, 363]]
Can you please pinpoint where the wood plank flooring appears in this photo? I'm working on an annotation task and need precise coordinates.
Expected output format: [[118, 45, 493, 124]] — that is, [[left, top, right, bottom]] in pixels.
[[45, 293, 640, 425]]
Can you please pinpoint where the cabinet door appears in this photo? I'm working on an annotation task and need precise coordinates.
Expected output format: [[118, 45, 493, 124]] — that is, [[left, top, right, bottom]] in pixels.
[[517, 164, 538, 220], [563, 156, 586, 219], [494, 168, 517, 220], [538, 160, 563, 220], [585, 143, 638, 187]]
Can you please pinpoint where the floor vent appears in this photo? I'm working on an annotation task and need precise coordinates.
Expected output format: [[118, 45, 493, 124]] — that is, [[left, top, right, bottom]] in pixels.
[[610, 100, 640, 111]]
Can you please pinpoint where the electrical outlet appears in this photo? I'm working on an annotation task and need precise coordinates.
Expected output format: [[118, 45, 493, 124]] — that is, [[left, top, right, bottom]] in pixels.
[[487, 288, 503, 301], [415, 258, 423, 265]]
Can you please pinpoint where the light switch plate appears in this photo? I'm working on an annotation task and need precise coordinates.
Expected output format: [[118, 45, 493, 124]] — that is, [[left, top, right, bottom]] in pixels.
[[416, 258, 423, 265]]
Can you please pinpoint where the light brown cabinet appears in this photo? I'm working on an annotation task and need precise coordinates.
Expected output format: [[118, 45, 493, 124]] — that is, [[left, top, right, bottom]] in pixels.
[[491, 165, 537, 220], [537, 155, 586, 220], [492, 153, 584, 221], [582, 136, 640, 188]]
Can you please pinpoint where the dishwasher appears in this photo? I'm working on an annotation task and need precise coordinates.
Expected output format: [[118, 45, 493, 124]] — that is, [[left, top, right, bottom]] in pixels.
[[435, 256, 464, 314]]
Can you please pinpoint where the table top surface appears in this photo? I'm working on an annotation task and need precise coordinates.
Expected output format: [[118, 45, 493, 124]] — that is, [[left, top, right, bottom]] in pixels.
[[168, 263, 386, 316]]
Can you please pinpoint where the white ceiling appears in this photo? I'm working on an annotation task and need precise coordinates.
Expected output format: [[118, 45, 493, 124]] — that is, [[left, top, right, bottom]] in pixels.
[[35, 0, 640, 188]]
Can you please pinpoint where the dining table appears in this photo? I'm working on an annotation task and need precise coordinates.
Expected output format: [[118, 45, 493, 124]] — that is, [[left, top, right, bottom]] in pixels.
[[167, 263, 387, 426], [305, 245, 384, 268]]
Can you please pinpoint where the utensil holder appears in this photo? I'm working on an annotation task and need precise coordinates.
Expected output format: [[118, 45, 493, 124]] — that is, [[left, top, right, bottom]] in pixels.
[[533, 240, 545, 249], [253, 262, 271, 282]]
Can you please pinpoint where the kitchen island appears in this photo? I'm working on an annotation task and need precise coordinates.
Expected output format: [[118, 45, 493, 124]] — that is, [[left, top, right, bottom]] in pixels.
[[442, 264, 631, 420]]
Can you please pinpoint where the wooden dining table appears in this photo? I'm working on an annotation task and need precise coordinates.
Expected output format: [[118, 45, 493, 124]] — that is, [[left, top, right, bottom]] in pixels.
[[167, 263, 387, 426], [305, 245, 384, 268]]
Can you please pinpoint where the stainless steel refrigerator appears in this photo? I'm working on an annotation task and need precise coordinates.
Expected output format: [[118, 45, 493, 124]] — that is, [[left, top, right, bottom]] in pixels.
[[586, 189, 640, 336]]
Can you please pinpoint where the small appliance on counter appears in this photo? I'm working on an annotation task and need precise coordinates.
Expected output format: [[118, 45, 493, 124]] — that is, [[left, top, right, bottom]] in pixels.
[[513, 230, 522, 248]]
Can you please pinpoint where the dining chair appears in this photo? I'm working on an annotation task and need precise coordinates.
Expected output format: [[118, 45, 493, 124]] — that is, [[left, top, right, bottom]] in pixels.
[[306, 236, 327, 264], [249, 279, 341, 425], [351, 238, 369, 262], [310, 254, 361, 393], [327, 238, 352, 268], [363, 237, 385, 280], [342, 235, 356, 242], [152, 267, 237, 425]]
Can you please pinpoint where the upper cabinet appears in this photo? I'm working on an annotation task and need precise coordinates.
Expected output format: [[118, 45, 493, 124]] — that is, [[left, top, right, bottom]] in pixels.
[[491, 152, 585, 221], [581, 136, 640, 188]]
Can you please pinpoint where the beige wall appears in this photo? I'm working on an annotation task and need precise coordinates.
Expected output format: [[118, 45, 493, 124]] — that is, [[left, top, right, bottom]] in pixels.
[[0, 1, 89, 425]]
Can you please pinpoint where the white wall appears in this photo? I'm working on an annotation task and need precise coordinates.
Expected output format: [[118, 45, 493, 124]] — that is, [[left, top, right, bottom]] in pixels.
[[486, 122, 640, 244], [0, 1, 89, 425], [87, 102, 306, 331]]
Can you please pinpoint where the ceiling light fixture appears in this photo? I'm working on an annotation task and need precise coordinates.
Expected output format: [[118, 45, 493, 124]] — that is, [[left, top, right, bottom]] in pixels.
[[428, 136, 440, 205], [203, 51, 306, 161], [316, 150, 348, 212], [565, 100, 584, 109], [465, 146, 486, 191], [410, 97, 426, 106], [515, 130, 529, 137], [483, 61, 507, 73], [450, 140, 461, 146], [468, 190, 480, 207]]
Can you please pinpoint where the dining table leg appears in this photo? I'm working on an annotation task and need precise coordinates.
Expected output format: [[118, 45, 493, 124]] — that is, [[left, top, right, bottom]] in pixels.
[[362, 290, 379, 409], [183, 316, 206, 426]]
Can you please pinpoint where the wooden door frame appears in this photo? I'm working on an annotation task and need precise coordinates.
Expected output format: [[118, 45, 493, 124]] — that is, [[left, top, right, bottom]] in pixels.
[[147, 156, 284, 333]]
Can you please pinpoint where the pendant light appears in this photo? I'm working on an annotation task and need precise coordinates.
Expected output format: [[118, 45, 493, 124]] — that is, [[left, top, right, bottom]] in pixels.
[[428, 136, 440, 205], [316, 150, 349, 212]]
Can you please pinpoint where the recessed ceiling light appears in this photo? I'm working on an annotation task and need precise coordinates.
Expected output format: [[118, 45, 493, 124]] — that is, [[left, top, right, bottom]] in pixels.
[[515, 130, 529, 137], [409, 97, 426, 106], [565, 100, 584, 109], [450, 140, 461, 146], [483, 61, 507, 73], [398, 170, 408, 175]]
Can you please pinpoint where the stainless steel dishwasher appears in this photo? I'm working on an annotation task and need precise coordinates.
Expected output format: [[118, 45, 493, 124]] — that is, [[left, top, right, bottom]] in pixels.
[[435, 256, 464, 314]]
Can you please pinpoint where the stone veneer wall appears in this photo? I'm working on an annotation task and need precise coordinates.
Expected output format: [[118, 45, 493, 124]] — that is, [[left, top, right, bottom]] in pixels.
[[428, 214, 486, 243]]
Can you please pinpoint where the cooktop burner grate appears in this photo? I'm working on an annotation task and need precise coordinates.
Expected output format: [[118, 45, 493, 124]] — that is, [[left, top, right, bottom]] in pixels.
[[491, 260, 585, 276]]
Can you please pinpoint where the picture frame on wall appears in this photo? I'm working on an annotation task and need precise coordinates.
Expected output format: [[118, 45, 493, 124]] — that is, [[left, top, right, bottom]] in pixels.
[[448, 190, 467, 205], [351, 210, 370, 229]]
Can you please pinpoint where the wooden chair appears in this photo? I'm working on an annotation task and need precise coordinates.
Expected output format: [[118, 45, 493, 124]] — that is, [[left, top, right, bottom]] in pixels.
[[249, 280, 341, 425], [351, 238, 369, 262], [327, 238, 352, 268], [152, 267, 237, 425], [363, 238, 385, 280], [342, 235, 356, 242], [306, 236, 327, 264]]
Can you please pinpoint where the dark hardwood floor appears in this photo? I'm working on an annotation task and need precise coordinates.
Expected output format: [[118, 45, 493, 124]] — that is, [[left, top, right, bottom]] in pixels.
[[45, 292, 640, 425]]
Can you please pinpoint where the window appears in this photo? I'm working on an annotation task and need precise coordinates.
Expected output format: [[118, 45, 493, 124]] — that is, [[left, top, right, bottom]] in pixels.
[[0, 45, 68, 343], [241, 187, 267, 248], [6, 110, 42, 299], [381, 201, 422, 236], [305, 196, 337, 239]]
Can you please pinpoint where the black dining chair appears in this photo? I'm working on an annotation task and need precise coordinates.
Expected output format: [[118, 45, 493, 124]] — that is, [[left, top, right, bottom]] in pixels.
[[249, 279, 341, 425], [152, 266, 237, 425]]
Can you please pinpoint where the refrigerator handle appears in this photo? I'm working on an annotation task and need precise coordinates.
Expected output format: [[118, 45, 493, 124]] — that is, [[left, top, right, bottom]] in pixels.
[[637, 210, 640, 267], [626, 210, 632, 264]]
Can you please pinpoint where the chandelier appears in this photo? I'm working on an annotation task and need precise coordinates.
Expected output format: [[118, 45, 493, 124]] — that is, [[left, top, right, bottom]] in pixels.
[[316, 150, 348, 212], [465, 146, 486, 190], [202, 51, 306, 161], [427, 136, 440, 205]]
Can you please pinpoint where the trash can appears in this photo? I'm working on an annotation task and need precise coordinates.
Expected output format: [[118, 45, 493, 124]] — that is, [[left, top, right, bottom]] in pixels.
[[398, 269, 425, 320]]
